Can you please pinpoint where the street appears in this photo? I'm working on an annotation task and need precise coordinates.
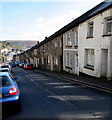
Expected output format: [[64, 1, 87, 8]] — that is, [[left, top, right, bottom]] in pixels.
[[3, 67, 112, 119]]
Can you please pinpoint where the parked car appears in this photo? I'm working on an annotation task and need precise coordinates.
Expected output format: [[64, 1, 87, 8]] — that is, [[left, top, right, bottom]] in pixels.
[[0, 72, 21, 112], [24, 64, 34, 70], [11, 63, 17, 67], [0, 68, 9, 72], [0, 64, 11, 70], [0, 68, 14, 77], [19, 63, 25, 68], [15, 62, 21, 66]]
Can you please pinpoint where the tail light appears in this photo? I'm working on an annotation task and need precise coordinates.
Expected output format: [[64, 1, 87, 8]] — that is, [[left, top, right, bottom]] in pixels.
[[9, 87, 18, 95]]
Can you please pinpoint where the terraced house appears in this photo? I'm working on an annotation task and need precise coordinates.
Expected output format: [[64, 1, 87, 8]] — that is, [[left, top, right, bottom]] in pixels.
[[78, 1, 112, 79], [38, 35, 63, 71], [14, 0, 112, 79], [63, 1, 112, 79]]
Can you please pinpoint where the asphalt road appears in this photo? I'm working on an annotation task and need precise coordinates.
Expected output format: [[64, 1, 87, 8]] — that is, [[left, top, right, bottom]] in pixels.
[[3, 67, 112, 119]]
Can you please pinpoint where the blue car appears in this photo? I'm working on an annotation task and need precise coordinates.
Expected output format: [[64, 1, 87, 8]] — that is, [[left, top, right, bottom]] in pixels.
[[0, 72, 21, 112]]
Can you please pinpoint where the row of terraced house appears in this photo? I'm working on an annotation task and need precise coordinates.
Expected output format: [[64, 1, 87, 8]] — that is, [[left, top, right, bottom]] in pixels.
[[13, 1, 112, 80]]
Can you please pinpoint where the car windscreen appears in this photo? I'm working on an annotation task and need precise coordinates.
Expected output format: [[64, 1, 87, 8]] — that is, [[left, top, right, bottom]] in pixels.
[[0, 76, 12, 87], [27, 65, 32, 67], [1, 65, 9, 68], [0, 70, 9, 72]]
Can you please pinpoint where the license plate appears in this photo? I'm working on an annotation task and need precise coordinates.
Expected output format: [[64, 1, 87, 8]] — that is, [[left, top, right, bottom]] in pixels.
[[0, 93, 2, 98]]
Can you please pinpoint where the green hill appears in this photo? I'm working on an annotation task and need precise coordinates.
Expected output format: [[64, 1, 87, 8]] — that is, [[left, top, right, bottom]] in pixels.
[[0, 40, 37, 50]]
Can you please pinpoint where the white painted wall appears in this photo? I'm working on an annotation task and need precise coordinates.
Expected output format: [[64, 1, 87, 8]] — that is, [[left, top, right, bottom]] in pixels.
[[79, 8, 112, 78], [63, 28, 79, 75]]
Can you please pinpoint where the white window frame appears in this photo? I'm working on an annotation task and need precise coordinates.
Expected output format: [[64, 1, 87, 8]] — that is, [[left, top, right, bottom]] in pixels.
[[85, 49, 95, 68], [87, 21, 94, 37], [66, 33, 72, 46], [66, 53, 72, 67], [104, 16, 112, 35]]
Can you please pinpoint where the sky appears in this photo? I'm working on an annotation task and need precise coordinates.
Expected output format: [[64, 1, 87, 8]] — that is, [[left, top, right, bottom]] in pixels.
[[0, 0, 104, 42]]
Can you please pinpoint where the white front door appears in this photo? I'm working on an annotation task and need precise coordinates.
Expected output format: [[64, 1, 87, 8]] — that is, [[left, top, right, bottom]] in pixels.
[[101, 49, 108, 77]]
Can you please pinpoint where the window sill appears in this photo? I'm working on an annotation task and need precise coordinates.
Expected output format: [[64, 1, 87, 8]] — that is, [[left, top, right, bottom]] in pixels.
[[86, 36, 93, 39], [65, 45, 72, 47], [74, 45, 78, 47], [102, 34, 112, 37], [65, 66, 72, 70], [84, 66, 94, 71]]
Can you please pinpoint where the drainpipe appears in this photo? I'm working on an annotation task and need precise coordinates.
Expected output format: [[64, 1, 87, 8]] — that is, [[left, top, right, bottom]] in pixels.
[[107, 8, 112, 80]]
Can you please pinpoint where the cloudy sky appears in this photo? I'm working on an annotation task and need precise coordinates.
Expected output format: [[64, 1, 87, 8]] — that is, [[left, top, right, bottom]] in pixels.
[[0, 0, 104, 41]]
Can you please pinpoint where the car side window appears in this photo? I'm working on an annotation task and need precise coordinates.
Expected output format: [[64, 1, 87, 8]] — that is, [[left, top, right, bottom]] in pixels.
[[0, 76, 12, 87]]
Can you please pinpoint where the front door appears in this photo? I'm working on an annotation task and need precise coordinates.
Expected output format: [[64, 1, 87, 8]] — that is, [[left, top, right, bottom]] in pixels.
[[101, 49, 108, 77], [51, 56, 53, 71]]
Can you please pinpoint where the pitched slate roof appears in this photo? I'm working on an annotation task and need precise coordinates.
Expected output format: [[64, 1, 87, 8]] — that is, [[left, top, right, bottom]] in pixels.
[[28, 0, 112, 51]]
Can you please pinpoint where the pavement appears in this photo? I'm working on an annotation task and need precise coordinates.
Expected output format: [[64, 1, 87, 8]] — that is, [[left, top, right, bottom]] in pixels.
[[34, 69, 112, 94]]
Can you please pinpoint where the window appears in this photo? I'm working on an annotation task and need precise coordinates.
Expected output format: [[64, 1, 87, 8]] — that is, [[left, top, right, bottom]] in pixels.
[[54, 57, 58, 65], [0, 76, 12, 87], [41, 57, 44, 65], [37, 58, 39, 65], [55, 58, 58, 65], [85, 49, 94, 68], [74, 30, 78, 46], [60, 41, 62, 48], [47, 56, 50, 64], [104, 16, 112, 35], [66, 53, 72, 67], [66, 33, 72, 46], [87, 22, 94, 38], [54, 42, 57, 47], [34, 49, 37, 55]]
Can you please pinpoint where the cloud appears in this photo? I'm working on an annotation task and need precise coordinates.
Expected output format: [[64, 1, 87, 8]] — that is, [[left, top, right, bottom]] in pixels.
[[36, 17, 44, 22], [10, 31, 38, 40], [35, 10, 81, 41], [6, 10, 81, 41]]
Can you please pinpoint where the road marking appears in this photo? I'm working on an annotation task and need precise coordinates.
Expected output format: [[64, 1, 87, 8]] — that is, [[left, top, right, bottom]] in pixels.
[[30, 79, 75, 107]]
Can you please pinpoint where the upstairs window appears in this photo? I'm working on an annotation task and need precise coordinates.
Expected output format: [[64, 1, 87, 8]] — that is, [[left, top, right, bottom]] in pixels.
[[87, 22, 94, 38], [66, 33, 72, 46], [34, 49, 37, 55], [104, 16, 112, 36], [54, 42, 58, 48], [60, 41, 62, 48]]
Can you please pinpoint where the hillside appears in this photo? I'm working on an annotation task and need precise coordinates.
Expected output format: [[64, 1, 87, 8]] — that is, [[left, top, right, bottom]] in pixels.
[[1, 40, 38, 50]]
